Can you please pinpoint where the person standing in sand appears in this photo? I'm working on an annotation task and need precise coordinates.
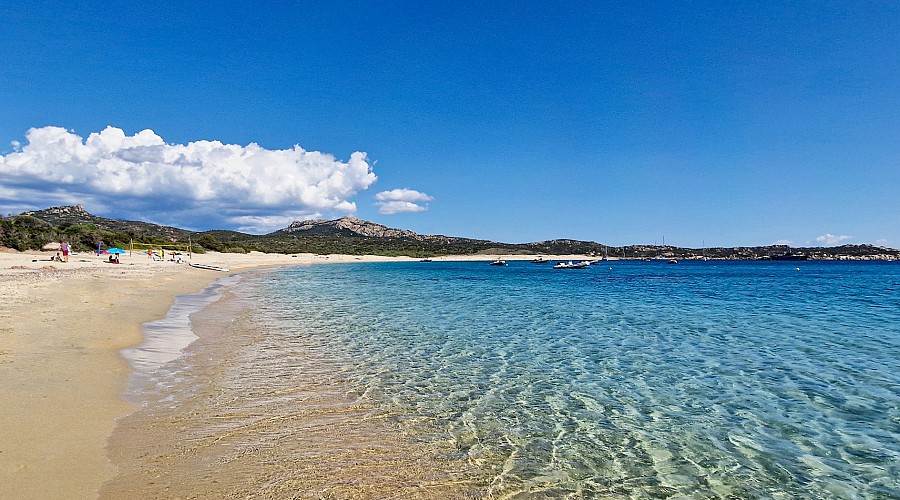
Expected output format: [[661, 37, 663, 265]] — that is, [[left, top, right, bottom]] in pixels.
[[60, 241, 70, 262]]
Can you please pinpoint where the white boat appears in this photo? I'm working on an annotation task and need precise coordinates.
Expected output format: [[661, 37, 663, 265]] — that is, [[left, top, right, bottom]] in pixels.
[[489, 259, 508, 266], [189, 263, 230, 272], [553, 261, 588, 269]]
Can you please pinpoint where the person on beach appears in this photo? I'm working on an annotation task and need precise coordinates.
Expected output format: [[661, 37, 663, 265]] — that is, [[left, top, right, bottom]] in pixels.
[[60, 241, 69, 262]]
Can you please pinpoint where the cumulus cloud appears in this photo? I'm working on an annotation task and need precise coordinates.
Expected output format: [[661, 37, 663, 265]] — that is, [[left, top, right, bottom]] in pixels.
[[0, 126, 379, 232], [375, 188, 433, 215], [816, 233, 852, 246], [772, 239, 794, 246]]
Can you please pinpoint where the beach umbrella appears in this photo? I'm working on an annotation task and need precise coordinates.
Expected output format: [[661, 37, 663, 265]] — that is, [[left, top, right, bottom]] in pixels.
[[107, 248, 127, 254]]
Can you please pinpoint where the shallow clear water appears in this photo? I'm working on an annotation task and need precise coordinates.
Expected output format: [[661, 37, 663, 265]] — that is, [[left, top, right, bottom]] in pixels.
[[246, 260, 899, 498]]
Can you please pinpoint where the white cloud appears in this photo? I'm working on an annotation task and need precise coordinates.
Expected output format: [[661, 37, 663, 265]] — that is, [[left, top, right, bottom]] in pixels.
[[875, 239, 889, 246], [815, 233, 852, 246], [375, 188, 433, 203], [377, 201, 429, 215], [773, 239, 794, 246], [374, 188, 433, 214], [0, 126, 378, 232]]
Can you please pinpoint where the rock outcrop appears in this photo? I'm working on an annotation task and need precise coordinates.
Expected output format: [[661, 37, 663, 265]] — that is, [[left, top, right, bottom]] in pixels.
[[280, 217, 423, 240]]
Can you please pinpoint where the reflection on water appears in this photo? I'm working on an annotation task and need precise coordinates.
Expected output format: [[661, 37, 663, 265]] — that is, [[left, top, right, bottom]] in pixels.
[[106, 262, 900, 498]]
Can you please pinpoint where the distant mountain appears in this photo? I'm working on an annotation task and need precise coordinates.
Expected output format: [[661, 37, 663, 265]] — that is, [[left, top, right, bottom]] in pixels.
[[274, 216, 493, 245], [4, 205, 899, 260], [276, 216, 429, 239]]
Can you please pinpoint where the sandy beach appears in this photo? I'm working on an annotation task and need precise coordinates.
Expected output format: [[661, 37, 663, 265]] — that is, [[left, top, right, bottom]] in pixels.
[[0, 249, 391, 499], [0, 249, 586, 499]]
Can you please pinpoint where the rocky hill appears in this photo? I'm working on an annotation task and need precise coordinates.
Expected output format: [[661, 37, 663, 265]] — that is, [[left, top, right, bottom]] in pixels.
[[19, 205, 192, 241], [277, 216, 426, 239], [275, 216, 493, 245]]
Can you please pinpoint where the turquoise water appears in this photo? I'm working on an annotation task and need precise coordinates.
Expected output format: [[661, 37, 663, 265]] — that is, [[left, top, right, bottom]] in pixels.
[[227, 261, 899, 497]]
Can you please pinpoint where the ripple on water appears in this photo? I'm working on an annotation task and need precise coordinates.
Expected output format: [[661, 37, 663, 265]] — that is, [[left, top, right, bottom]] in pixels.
[[112, 261, 900, 498]]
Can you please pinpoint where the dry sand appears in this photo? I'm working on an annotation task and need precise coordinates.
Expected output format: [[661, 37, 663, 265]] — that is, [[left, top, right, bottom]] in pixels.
[[0, 248, 586, 499]]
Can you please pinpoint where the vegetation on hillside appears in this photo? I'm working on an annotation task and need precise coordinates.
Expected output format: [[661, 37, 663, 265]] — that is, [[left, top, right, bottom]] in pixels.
[[1, 206, 897, 260], [0, 215, 198, 253]]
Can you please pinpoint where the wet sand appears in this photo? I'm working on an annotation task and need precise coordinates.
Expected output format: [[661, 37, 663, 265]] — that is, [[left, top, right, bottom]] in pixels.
[[101, 273, 483, 498]]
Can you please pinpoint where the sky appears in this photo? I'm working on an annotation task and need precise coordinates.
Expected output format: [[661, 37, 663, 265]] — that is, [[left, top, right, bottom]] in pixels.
[[1, 1, 898, 247]]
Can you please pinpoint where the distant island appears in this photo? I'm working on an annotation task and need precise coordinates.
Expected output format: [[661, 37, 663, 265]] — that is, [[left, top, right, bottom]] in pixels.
[[1, 205, 897, 261]]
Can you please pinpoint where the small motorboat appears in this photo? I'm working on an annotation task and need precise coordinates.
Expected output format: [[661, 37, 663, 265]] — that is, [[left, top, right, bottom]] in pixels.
[[420, 258, 433, 262], [489, 259, 508, 266], [531, 257, 551, 264], [668, 259, 678, 264], [553, 261, 588, 269]]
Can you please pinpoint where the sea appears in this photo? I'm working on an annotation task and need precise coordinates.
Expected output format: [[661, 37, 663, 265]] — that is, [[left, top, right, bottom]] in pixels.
[[105, 260, 900, 499]]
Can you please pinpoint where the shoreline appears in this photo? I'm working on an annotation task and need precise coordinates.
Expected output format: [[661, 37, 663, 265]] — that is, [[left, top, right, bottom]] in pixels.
[[118, 272, 243, 405], [0, 249, 582, 498], [0, 262, 218, 499], [101, 266, 485, 498], [0, 250, 328, 498]]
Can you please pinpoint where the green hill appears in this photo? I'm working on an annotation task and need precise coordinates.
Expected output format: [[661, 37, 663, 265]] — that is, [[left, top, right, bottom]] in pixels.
[[2, 205, 898, 260]]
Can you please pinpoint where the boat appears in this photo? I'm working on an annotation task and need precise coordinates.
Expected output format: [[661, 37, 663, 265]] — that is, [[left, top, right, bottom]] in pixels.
[[531, 257, 551, 264], [489, 259, 508, 266], [553, 261, 588, 269], [420, 258, 433, 262], [668, 259, 678, 264], [189, 263, 230, 272]]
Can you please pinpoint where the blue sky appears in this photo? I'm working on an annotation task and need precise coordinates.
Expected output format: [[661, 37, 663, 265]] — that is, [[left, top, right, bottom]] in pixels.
[[1, 1, 898, 247]]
